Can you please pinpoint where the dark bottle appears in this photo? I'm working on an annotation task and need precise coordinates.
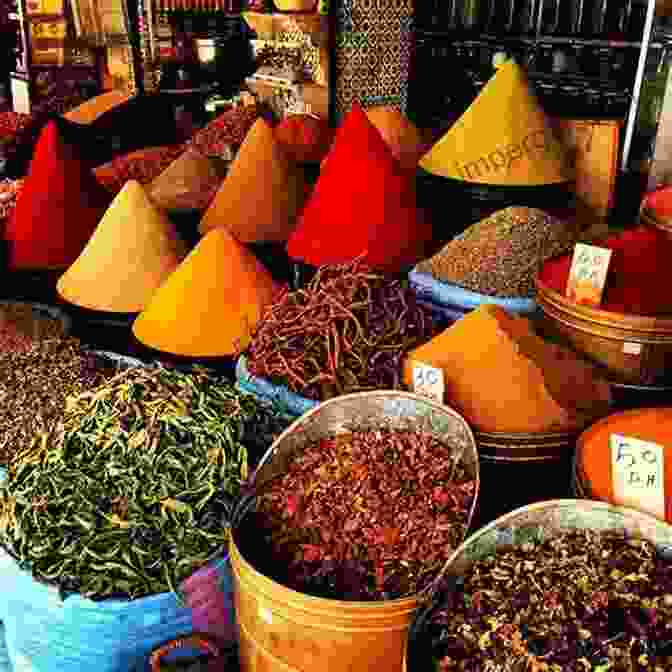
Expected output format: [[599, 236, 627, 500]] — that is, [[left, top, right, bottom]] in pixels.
[[556, 0, 583, 35], [484, 0, 515, 34], [517, 0, 539, 34]]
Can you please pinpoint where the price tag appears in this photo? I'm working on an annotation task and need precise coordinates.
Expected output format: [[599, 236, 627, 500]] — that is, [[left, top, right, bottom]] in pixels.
[[566, 242, 612, 308], [611, 434, 666, 520], [412, 362, 444, 403]]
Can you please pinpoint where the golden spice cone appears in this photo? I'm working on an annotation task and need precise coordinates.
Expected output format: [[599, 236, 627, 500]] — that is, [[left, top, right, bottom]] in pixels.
[[419, 60, 573, 186], [198, 118, 307, 242], [63, 90, 132, 125], [132, 227, 279, 357], [57, 180, 187, 313]]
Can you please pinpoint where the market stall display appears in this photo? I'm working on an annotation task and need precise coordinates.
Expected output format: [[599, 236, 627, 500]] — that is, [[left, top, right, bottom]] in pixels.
[[537, 226, 672, 385], [575, 407, 672, 522], [4, 121, 112, 270], [147, 147, 227, 214], [230, 391, 479, 672], [56, 181, 188, 314], [406, 500, 672, 672], [286, 103, 433, 273], [243, 259, 437, 402], [199, 118, 308, 242], [403, 304, 611, 435], [132, 228, 279, 358]]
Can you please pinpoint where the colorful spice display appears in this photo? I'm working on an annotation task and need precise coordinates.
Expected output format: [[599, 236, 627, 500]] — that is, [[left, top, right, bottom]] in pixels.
[[415, 206, 578, 298], [147, 147, 226, 213], [245, 260, 436, 400], [365, 106, 428, 173], [273, 114, 335, 164], [286, 103, 434, 273], [93, 144, 187, 196], [133, 228, 279, 357], [0, 366, 288, 599], [419, 60, 573, 186], [427, 531, 672, 671], [577, 408, 672, 522], [0, 302, 66, 354], [57, 181, 188, 314], [5, 121, 112, 270], [0, 178, 23, 221], [403, 305, 611, 434], [189, 104, 264, 158], [539, 226, 672, 316], [199, 118, 307, 242], [250, 429, 475, 601], [0, 339, 117, 465]]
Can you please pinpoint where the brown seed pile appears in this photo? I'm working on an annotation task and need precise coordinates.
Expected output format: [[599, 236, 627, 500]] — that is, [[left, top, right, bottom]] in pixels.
[[0, 339, 118, 466], [416, 206, 578, 298], [0, 302, 66, 354]]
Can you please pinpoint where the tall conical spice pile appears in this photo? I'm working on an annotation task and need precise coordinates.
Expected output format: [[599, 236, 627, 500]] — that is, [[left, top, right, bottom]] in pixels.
[[287, 103, 433, 272], [5, 120, 112, 270], [57, 180, 188, 313], [132, 227, 279, 357], [199, 118, 307, 243]]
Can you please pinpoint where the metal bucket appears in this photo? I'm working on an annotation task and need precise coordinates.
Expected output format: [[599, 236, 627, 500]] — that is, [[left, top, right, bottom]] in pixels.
[[405, 499, 672, 672], [229, 391, 480, 672]]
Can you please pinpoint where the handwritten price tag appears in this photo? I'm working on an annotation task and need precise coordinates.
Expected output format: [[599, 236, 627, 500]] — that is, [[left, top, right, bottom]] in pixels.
[[566, 243, 612, 308], [611, 434, 665, 520], [412, 362, 444, 403]]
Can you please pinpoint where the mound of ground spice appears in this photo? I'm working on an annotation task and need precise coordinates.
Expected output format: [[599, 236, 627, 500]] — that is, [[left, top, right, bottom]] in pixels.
[[415, 206, 578, 298], [539, 226, 672, 316], [0, 302, 66, 354]]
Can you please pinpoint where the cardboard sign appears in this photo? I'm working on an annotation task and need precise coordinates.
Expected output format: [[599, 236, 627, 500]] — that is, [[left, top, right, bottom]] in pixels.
[[611, 434, 666, 520], [566, 243, 612, 308], [412, 362, 444, 403]]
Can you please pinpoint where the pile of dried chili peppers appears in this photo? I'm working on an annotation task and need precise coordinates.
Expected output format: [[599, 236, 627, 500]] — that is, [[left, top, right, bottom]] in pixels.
[[246, 429, 476, 601], [243, 260, 437, 400]]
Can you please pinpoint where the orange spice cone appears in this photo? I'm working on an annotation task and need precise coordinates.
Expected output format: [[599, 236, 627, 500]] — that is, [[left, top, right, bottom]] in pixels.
[[132, 227, 280, 357], [5, 121, 112, 270], [148, 146, 226, 212], [56, 181, 188, 313], [287, 103, 434, 272], [365, 106, 427, 173], [63, 90, 132, 125], [198, 118, 307, 243]]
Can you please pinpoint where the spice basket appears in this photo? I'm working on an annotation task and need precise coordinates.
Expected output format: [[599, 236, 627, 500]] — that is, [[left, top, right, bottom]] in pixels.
[[235, 355, 318, 418], [404, 499, 672, 672], [229, 391, 480, 672], [536, 275, 672, 386], [409, 270, 538, 317], [473, 431, 576, 525]]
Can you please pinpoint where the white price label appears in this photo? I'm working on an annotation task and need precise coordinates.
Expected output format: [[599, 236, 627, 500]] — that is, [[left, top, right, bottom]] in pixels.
[[611, 434, 666, 520], [623, 342, 642, 356], [412, 362, 444, 403]]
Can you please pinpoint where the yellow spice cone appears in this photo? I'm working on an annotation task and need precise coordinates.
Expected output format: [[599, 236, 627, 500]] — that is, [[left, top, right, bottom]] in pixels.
[[365, 106, 426, 173], [63, 90, 132, 125], [57, 180, 188, 313], [148, 146, 225, 212], [419, 60, 573, 185], [132, 227, 279, 357], [198, 118, 306, 242]]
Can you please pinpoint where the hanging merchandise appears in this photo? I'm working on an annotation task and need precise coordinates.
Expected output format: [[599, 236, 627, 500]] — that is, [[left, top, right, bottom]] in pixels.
[[403, 304, 612, 434], [132, 228, 280, 358], [56, 181, 188, 314], [63, 90, 133, 125], [575, 407, 672, 523], [364, 106, 428, 173], [147, 147, 227, 213], [199, 118, 307, 243], [419, 60, 573, 186], [286, 103, 434, 273], [5, 121, 112, 271]]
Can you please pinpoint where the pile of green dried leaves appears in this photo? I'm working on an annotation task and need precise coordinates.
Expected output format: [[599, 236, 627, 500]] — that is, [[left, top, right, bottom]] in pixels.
[[0, 365, 289, 600]]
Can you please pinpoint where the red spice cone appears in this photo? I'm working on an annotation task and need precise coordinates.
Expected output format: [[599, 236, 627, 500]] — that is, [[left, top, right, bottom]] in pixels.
[[5, 121, 112, 271], [286, 103, 433, 273]]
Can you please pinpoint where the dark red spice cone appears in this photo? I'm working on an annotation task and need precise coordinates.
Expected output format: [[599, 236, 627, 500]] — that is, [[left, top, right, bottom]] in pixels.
[[5, 121, 112, 271], [286, 103, 433, 273]]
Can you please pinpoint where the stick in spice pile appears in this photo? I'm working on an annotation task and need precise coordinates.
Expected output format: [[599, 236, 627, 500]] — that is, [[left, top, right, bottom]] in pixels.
[[246, 428, 476, 601], [0, 366, 290, 600], [427, 531, 672, 671], [243, 259, 438, 400]]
